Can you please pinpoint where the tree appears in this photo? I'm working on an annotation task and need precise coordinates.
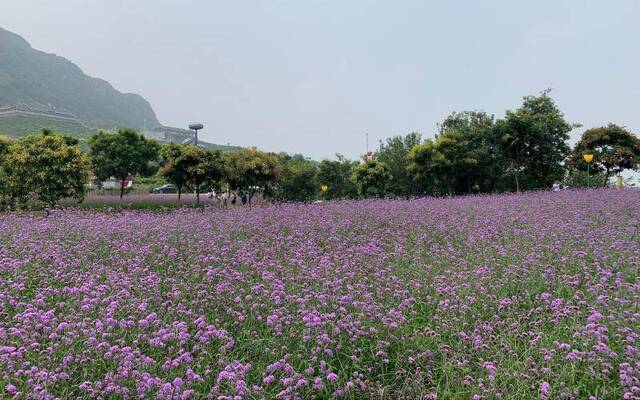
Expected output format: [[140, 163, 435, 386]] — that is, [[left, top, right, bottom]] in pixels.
[[276, 154, 319, 202], [88, 129, 160, 199], [354, 158, 393, 198], [0, 136, 12, 207], [570, 124, 640, 186], [223, 148, 282, 206], [431, 131, 479, 195], [184, 147, 225, 204], [376, 132, 421, 197], [493, 90, 575, 192], [159, 143, 191, 201], [407, 139, 448, 196], [317, 155, 358, 200], [2, 132, 90, 207], [438, 111, 497, 193]]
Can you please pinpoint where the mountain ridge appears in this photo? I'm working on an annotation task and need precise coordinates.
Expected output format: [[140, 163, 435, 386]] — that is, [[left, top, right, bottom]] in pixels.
[[0, 27, 160, 130]]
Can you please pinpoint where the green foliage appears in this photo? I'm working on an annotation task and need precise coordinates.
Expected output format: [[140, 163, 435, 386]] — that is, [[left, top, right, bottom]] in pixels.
[[562, 168, 608, 189], [223, 148, 282, 204], [438, 111, 498, 193], [354, 158, 393, 198], [0, 115, 98, 143], [88, 129, 160, 198], [0, 136, 11, 206], [276, 154, 319, 202], [376, 132, 421, 197], [184, 147, 225, 203], [317, 155, 358, 200], [407, 139, 446, 195], [569, 124, 640, 186], [494, 90, 575, 192], [0, 27, 158, 129], [159, 143, 191, 199], [1, 132, 90, 207]]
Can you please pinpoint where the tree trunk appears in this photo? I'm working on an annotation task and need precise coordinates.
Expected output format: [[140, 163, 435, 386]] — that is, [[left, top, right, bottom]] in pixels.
[[514, 173, 520, 193], [248, 189, 254, 209], [120, 178, 125, 199], [178, 188, 182, 202], [196, 189, 200, 205]]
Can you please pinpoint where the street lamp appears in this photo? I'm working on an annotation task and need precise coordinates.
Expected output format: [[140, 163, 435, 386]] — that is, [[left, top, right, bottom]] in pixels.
[[188, 123, 203, 147]]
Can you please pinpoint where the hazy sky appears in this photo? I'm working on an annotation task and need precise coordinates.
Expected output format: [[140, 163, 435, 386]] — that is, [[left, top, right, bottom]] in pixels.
[[1, 0, 639, 159]]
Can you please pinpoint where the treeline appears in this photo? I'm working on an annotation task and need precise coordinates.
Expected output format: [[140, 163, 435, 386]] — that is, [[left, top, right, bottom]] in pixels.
[[1, 91, 639, 210]]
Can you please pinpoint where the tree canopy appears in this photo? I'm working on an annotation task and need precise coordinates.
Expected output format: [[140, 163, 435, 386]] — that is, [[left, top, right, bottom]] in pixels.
[[2, 131, 90, 207], [570, 124, 640, 186], [354, 158, 393, 198], [223, 148, 282, 205], [88, 129, 160, 198]]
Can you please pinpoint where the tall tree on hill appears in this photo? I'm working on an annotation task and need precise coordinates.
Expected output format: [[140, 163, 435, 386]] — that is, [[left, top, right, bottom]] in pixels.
[[88, 129, 160, 199], [493, 90, 576, 192], [570, 124, 640, 186], [376, 132, 421, 197], [223, 148, 282, 206]]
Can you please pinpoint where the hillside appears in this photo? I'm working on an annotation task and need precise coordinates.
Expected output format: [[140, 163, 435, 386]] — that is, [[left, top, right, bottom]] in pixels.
[[0, 114, 97, 144], [0, 27, 159, 130]]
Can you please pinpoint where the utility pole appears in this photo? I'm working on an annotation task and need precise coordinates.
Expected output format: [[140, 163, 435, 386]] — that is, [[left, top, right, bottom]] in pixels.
[[366, 132, 369, 154]]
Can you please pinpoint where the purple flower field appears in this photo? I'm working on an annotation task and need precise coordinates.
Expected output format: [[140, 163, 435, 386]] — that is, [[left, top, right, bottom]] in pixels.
[[1, 189, 639, 399]]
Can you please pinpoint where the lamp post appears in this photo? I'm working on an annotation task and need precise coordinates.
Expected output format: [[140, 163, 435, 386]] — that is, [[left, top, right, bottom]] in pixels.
[[583, 153, 594, 187], [188, 123, 203, 147]]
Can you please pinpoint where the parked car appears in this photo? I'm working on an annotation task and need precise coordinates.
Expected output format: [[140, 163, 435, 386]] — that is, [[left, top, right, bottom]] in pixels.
[[152, 184, 177, 194]]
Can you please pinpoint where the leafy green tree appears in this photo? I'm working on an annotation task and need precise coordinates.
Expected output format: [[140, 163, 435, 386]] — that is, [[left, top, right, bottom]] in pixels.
[[493, 90, 575, 192], [88, 129, 160, 199], [185, 147, 225, 204], [0, 136, 12, 207], [570, 124, 640, 186], [354, 158, 393, 198], [223, 148, 282, 206], [276, 153, 319, 202], [317, 155, 358, 200], [159, 143, 191, 201], [431, 131, 479, 195], [376, 132, 421, 197], [3, 132, 90, 207], [438, 111, 497, 193], [407, 139, 449, 196]]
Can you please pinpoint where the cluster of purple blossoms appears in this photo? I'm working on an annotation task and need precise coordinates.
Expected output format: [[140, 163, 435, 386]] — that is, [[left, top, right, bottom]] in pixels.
[[0, 189, 639, 398]]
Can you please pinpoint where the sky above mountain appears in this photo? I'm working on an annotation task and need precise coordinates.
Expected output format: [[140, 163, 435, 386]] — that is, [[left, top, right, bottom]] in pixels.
[[1, 0, 639, 159]]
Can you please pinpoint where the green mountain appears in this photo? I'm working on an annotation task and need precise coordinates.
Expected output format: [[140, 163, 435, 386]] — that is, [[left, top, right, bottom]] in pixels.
[[0, 27, 159, 130]]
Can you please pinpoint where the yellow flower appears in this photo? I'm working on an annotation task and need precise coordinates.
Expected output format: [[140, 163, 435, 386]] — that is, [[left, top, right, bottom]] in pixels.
[[320, 185, 328, 193], [583, 154, 594, 163]]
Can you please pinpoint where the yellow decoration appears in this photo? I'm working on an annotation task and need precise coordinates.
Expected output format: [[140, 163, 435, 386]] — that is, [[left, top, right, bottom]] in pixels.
[[320, 185, 328, 193], [583, 154, 594, 163]]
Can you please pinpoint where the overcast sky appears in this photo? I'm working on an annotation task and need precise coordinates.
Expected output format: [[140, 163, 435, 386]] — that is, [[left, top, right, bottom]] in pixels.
[[1, 0, 639, 160]]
